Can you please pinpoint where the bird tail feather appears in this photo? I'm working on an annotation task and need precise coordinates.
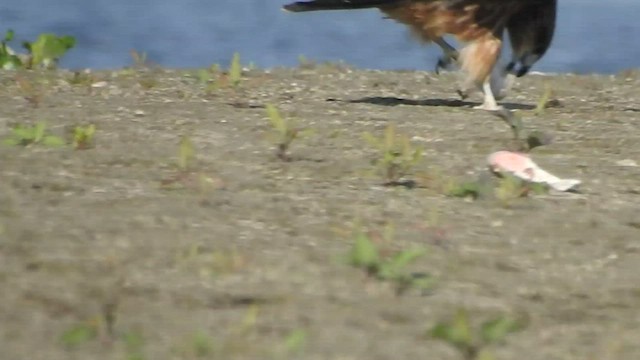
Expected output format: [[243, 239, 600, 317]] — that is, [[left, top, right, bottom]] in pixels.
[[283, 0, 404, 12]]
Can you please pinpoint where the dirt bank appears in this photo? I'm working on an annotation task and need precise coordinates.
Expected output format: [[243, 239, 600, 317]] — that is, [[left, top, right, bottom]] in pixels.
[[1, 64, 639, 359]]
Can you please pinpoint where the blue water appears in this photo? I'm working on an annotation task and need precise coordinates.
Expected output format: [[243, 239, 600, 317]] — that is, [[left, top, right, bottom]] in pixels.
[[1, 0, 639, 73]]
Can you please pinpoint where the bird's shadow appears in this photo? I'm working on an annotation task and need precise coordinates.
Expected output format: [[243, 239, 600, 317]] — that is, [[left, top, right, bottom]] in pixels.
[[341, 96, 535, 110]]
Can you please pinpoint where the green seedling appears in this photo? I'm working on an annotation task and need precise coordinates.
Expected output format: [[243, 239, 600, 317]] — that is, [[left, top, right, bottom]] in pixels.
[[0, 30, 22, 69], [494, 175, 546, 207], [282, 329, 307, 355], [138, 75, 158, 90], [494, 175, 527, 207], [193, 64, 222, 94], [173, 307, 266, 359], [123, 330, 146, 360], [1, 29, 75, 69], [161, 136, 222, 192], [493, 109, 555, 152], [178, 135, 196, 171], [265, 104, 310, 161], [173, 331, 216, 359], [347, 231, 432, 295], [67, 70, 97, 87], [229, 52, 242, 87], [72, 124, 96, 150], [24, 33, 76, 69], [429, 308, 528, 360], [446, 180, 483, 199], [271, 329, 308, 360], [533, 83, 553, 116], [15, 76, 43, 107], [297, 54, 317, 69], [195, 69, 211, 84], [363, 124, 423, 186], [130, 49, 149, 68], [191, 332, 215, 358], [3, 121, 65, 147], [175, 244, 246, 278], [60, 318, 100, 349]]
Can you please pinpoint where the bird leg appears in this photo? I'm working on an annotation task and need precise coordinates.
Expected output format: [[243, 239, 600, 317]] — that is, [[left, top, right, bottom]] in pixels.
[[473, 78, 503, 111], [457, 36, 504, 111], [433, 37, 459, 74]]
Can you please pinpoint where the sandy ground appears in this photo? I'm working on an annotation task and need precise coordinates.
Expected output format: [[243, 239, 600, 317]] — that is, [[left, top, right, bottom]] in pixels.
[[1, 64, 639, 360]]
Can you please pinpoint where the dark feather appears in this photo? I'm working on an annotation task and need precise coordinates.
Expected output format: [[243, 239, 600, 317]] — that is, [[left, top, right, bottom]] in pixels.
[[283, 0, 406, 12]]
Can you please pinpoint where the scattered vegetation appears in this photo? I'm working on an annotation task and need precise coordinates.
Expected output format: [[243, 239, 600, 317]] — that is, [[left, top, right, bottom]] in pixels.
[[130, 49, 150, 68], [444, 174, 547, 205], [229, 52, 242, 88], [60, 319, 99, 349], [533, 83, 562, 116], [265, 103, 311, 161], [122, 330, 146, 360], [67, 70, 97, 87], [277, 329, 308, 358], [2, 121, 65, 147], [193, 63, 221, 94], [429, 308, 528, 360], [493, 175, 531, 207], [71, 124, 96, 150], [14, 75, 44, 107], [175, 244, 247, 278], [0, 29, 75, 70], [189, 54, 245, 93], [446, 179, 484, 200], [160, 136, 223, 192], [347, 229, 433, 295], [363, 124, 423, 186], [137, 76, 158, 90], [297, 54, 316, 69], [127, 49, 161, 90], [174, 331, 216, 358]]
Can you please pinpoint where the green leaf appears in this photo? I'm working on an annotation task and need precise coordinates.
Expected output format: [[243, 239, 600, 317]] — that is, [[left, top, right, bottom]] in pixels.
[[42, 136, 66, 147], [476, 348, 497, 360], [430, 309, 473, 348], [378, 248, 426, 279], [534, 83, 552, 116], [229, 52, 241, 86], [480, 314, 527, 344], [283, 329, 307, 353], [60, 323, 97, 348], [34, 121, 47, 142], [265, 104, 286, 134], [9, 125, 35, 145], [409, 273, 436, 291], [447, 181, 481, 199], [4, 29, 14, 43], [178, 136, 195, 171], [362, 132, 381, 149], [2, 138, 20, 146], [349, 232, 379, 269], [0, 53, 22, 70], [123, 330, 145, 351], [29, 33, 76, 67], [191, 332, 214, 357], [384, 124, 395, 150]]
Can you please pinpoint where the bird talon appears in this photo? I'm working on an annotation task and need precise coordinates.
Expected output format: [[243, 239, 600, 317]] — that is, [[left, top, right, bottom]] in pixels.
[[434, 54, 458, 75]]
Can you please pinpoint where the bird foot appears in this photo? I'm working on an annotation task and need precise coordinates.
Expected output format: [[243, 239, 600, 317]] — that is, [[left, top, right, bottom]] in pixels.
[[456, 88, 470, 100], [435, 53, 459, 75], [473, 103, 504, 111]]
